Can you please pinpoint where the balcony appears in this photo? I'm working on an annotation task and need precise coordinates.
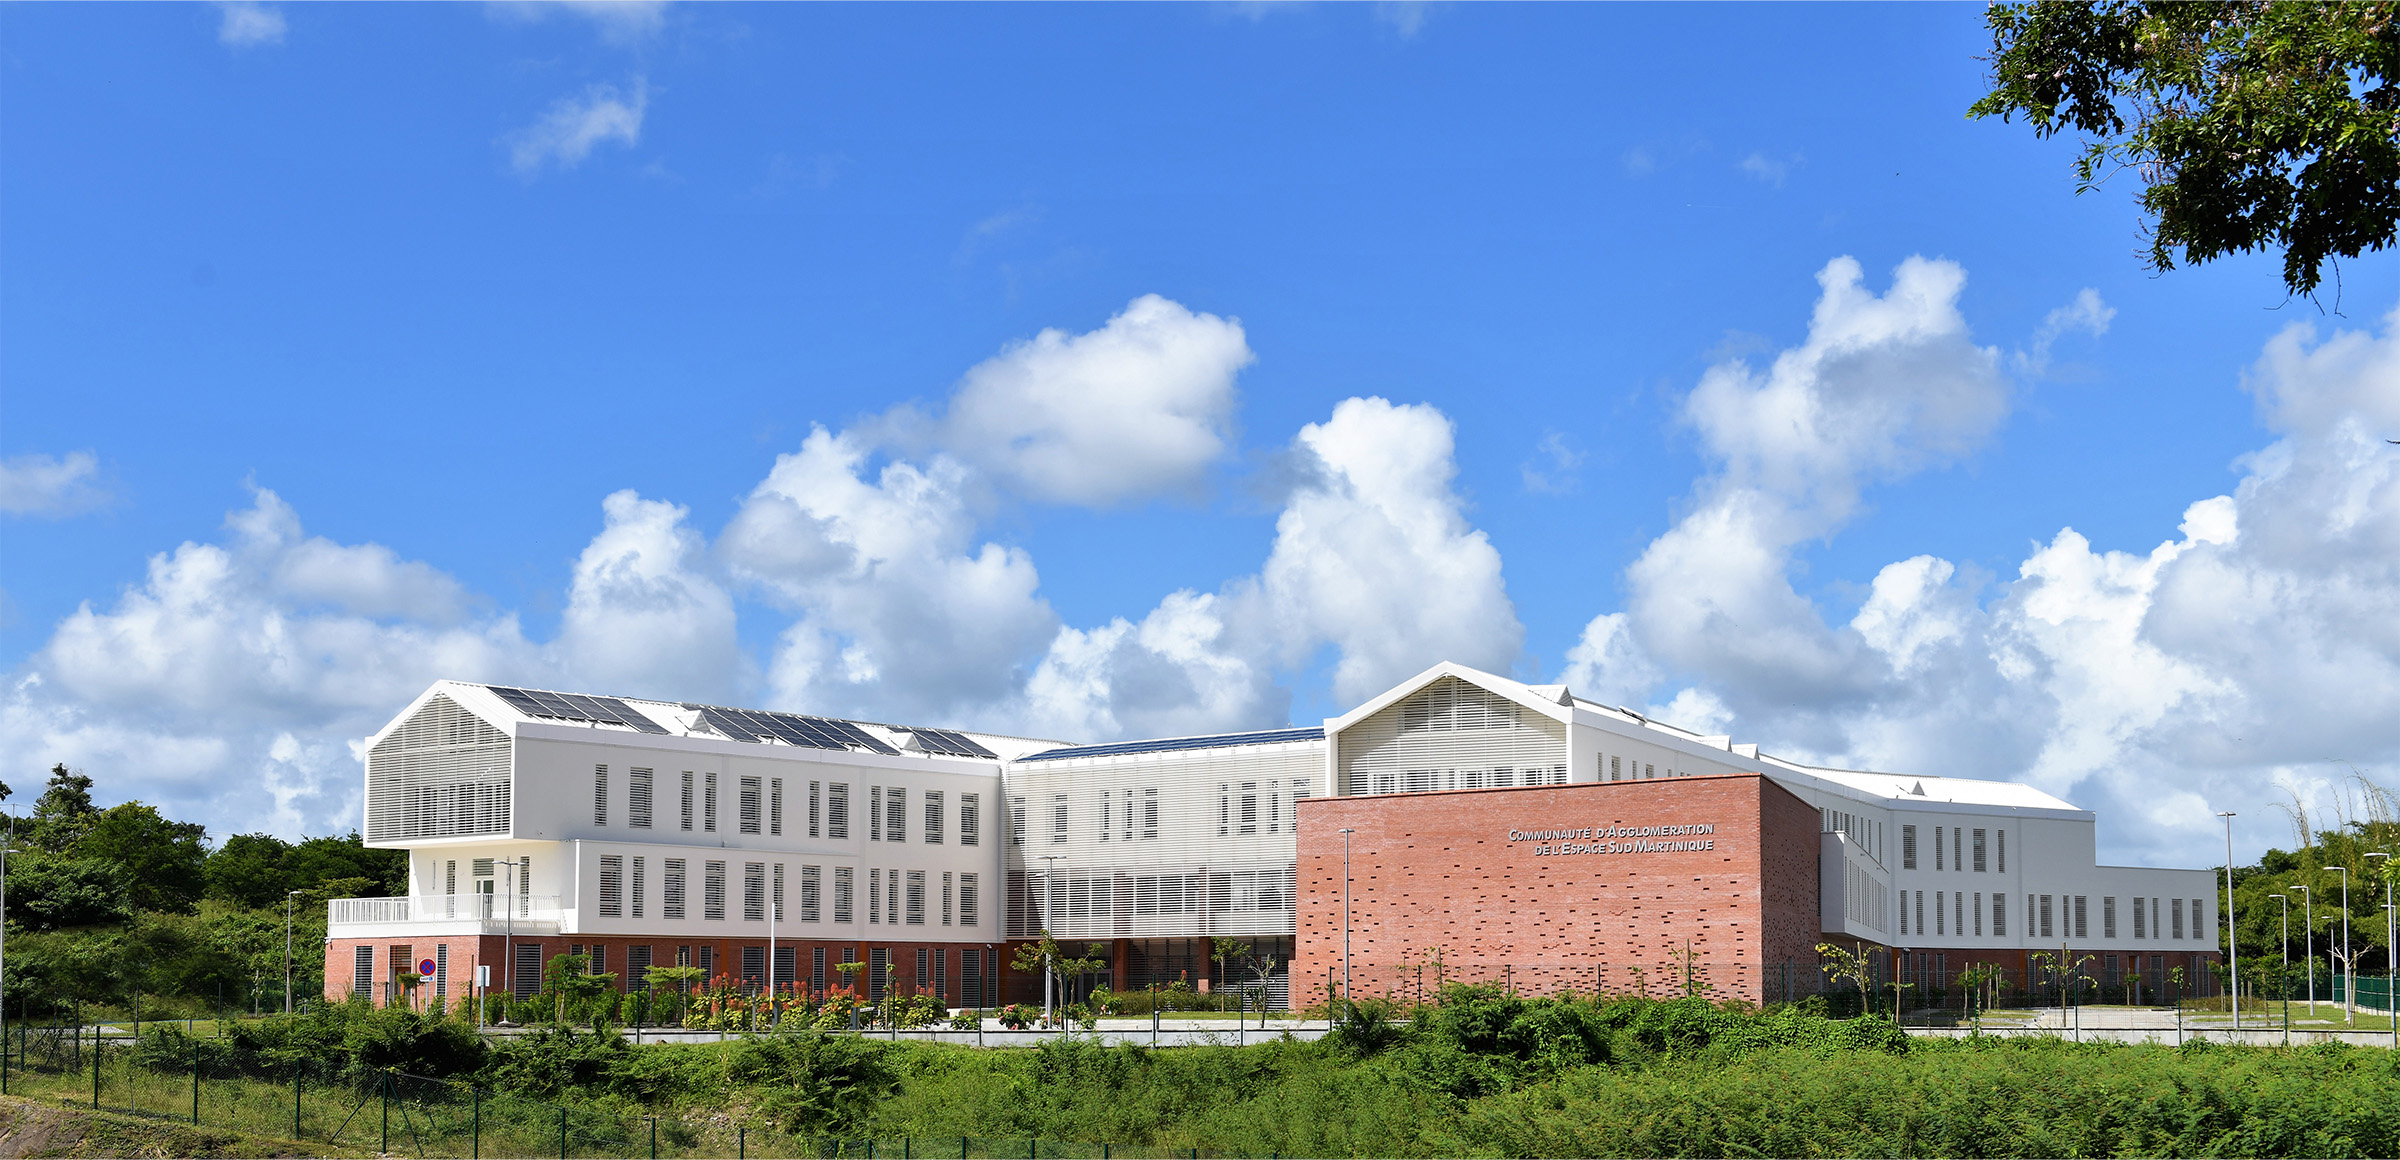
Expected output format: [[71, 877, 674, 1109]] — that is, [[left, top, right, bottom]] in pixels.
[[328, 895, 565, 935]]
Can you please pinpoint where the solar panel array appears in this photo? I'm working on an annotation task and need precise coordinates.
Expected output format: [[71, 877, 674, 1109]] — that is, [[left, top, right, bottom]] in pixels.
[[486, 686, 669, 734], [900, 728, 998, 759], [1015, 727, 1324, 763], [683, 704, 902, 756]]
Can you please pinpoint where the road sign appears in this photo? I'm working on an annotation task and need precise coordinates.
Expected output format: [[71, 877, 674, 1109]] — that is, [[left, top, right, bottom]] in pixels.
[[476, 965, 491, 987], [418, 958, 436, 976]]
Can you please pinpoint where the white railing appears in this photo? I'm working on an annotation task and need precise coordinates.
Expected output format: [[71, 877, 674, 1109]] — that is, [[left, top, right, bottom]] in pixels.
[[328, 895, 564, 931]]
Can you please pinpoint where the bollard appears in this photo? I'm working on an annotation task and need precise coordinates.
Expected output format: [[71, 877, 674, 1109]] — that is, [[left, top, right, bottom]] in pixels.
[[649, 1116, 658, 1159], [472, 1086, 481, 1159], [559, 1106, 569, 1160], [739, 1125, 747, 1159]]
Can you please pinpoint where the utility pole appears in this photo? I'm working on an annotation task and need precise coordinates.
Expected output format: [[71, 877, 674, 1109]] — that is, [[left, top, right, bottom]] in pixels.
[[2217, 811, 2237, 1029]]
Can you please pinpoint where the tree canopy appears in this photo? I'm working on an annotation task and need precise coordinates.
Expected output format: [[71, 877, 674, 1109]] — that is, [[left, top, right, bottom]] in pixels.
[[1971, 1, 2400, 302]]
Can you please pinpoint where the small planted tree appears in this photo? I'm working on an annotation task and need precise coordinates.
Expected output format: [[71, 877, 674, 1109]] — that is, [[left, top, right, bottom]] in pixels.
[[645, 964, 706, 1026]]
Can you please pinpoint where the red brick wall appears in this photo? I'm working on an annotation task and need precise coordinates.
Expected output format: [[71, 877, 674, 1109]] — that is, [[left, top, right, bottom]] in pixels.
[[1292, 774, 1820, 1006]]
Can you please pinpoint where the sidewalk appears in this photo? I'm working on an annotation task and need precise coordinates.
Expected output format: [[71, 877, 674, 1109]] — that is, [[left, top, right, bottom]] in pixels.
[[1906, 1006, 2400, 1048]]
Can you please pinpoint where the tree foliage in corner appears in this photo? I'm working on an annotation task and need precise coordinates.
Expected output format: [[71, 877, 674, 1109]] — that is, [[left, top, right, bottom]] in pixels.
[[1970, 1, 2399, 301]]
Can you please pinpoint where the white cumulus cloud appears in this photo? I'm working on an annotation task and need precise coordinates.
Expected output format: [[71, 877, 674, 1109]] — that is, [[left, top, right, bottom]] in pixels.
[[509, 78, 648, 174], [0, 451, 109, 517], [216, 1, 285, 48], [928, 294, 1253, 508]]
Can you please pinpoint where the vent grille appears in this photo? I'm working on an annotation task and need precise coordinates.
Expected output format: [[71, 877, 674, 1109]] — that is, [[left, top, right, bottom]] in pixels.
[[366, 694, 511, 842], [1339, 677, 1565, 795]]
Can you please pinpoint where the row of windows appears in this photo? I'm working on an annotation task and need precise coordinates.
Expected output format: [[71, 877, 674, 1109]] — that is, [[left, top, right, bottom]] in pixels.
[[1898, 890, 2209, 943], [590, 768, 978, 846], [1823, 809, 1886, 866], [589, 853, 981, 928], [1900, 824, 2005, 874], [1359, 767, 1567, 795]]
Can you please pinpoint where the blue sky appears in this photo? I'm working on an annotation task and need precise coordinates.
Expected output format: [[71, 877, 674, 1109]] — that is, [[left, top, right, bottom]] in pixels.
[[3, 2, 2395, 865]]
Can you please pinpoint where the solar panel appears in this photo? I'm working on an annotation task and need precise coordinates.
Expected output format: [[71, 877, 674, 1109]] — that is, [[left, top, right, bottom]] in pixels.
[[590, 696, 670, 734], [812, 718, 902, 756], [1015, 727, 1325, 762], [904, 728, 996, 759], [487, 686, 548, 717], [689, 705, 764, 742]]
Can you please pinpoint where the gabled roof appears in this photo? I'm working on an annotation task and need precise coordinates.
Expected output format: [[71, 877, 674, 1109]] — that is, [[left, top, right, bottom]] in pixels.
[[1015, 727, 1325, 763], [1325, 661, 1574, 734]]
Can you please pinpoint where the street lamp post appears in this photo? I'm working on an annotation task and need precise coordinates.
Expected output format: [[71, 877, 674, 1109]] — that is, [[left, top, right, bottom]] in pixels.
[[2269, 893, 2288, 1046], [2366, 851, 2393, 1046], [502, 858, 517, 1019], [2297, 883, 2315, 1015], [2334, 864, 2351, 1018], [1039, 855, 1063, 1024], [285, 890, 303, 1014], [1338, 828, 1356, 1008], [2217, 811, 2237, 1029]]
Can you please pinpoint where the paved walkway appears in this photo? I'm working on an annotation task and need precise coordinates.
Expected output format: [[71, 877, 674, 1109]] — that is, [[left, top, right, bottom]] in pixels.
[[1905, 1006, 2400, 1047]]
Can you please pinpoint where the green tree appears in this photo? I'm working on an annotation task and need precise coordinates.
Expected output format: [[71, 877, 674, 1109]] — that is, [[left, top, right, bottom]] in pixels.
[[204, 832, 294, 907], [28, 764, 100, 853], [285, 832, 407, 896], [76, 802, 208, 913], [1970, 1, 2399, 302], [3, 857, 135, 931]]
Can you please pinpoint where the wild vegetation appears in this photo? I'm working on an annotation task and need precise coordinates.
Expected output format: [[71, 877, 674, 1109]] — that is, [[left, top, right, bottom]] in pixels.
[[28, 986, 2391, 1158]]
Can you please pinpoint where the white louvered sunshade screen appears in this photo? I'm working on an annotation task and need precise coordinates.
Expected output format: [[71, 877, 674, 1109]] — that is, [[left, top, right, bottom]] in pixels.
[[1340, 677, 1566, 795], [366, 694, 512, 842]]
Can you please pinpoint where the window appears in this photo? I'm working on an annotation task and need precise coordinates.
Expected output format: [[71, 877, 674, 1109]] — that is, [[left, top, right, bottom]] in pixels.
[[1996, 829, 2006, 872], [828, 783, 849, 839], [1902, 825, 1918, 870], [773, 863, 784, 923], [1993, 893, 2006, 937], [629, 945, 652, 988], [1973, 829, 1987, 872], [1610, 755, 1621, 781], [961, 793, 979, 846], [740, 776, 763, 835], [1239, 782, 1258, 835], [809, 780, 821, 838], [2134, 896, 2146, 939], [704, 772, 718, 833], [435, 943, 448, 996], [2104, 896, 2117, 939], [771, 778, 783, 836], [2191, 898, 2204, 939], [1974, 892, 1983, 937], [704, 860, 726, 921], [801, 866, 822, 922], [960, 872, 979, 926], [1898, 890, 1909, 936], [1097, 790, 1111, 841], [943, 871, 954, 925], [834, 867, 853, 923], [1915, 891, 1925, 936], [630, 769, 654, 829], [594, 766, 609, 825], [886, 787, 905, 842], [917, 947, 930, 991], [744, 862, 765, 921], [1010, 796, 1026, 845], [869, 867, 881, 924], [599, 855, 624, 917], [663, 859, 687, 919], [871, 786, 883, 841], [1935, 827, 1944, 872], [2039, 894, 2054, 939], [680, 772, 695, 831], [812, 947, 826, 993], [352, 946, 373, 996], [1937, 889, 1945, 936], [1217, 785, 1229, 837], [886, 868, 899, 925], [631, 857, 646, 919], [1955, 891, 1964, 936], [1050, 794, 1068, 843], [1142, 788, 1159, 839], [774, 945, 795, 990], [1123, 790, 1135, 841], [742, 946, 765, 987], [445, 859, 456, 897], [925, 791, 944, 844], [2027, 893, 2036, 937], [1644, 763, 1655, 779], [907, 870, 927, 925]]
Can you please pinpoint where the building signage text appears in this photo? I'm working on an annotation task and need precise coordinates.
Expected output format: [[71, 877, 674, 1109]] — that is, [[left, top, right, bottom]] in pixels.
[[1507, 822, 1717, 857]]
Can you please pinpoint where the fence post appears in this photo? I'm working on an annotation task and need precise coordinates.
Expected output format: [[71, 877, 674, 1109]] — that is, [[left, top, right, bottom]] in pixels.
[[293, 1066, 302, 1140], [648, 1115, 658, 1159], [382, 1071, 391, 1156], [738, 1125, 746, 1159], [559, 1105, 568, 1160], [191, 1035, 201, 1124], [472, 1085, 481, 1160], [92, 1032, 101, 1110]]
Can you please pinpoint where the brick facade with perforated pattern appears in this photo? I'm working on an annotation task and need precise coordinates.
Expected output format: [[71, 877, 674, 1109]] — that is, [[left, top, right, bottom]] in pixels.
[[1291, 773, 1822, 1006]]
